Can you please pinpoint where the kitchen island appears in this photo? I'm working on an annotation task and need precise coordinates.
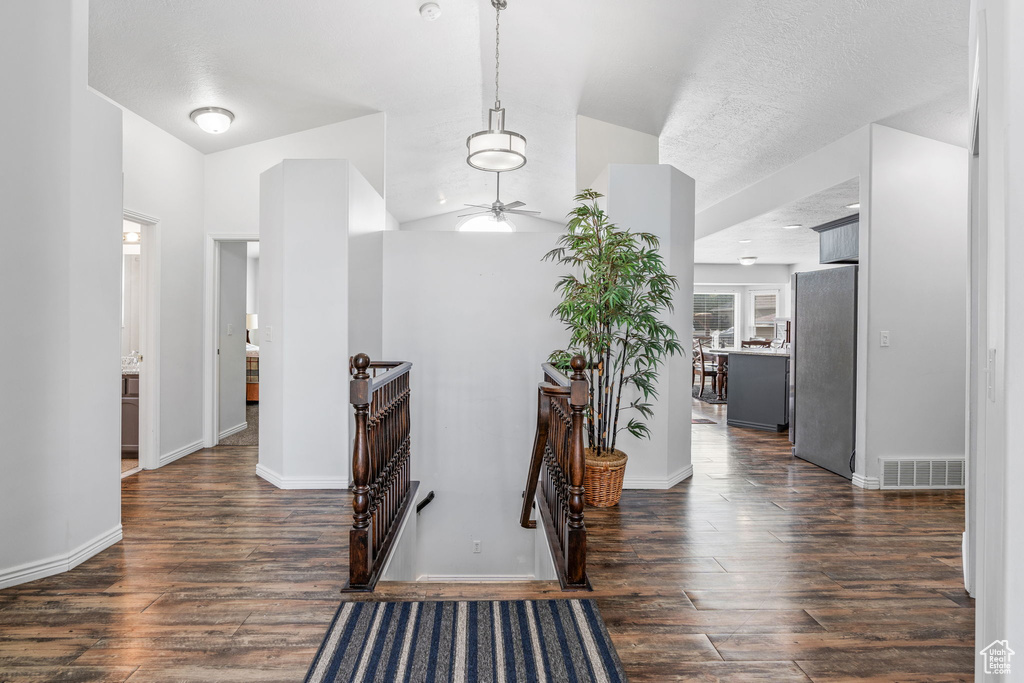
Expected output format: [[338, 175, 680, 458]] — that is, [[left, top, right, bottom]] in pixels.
[[725, 348, 790, 432]]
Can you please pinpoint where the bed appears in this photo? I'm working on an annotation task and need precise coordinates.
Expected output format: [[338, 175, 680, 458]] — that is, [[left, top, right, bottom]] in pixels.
[[246, 343, 259, 401]]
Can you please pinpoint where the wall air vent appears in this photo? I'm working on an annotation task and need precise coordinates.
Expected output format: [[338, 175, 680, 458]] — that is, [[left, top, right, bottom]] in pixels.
[[879, 458, 965, 489]]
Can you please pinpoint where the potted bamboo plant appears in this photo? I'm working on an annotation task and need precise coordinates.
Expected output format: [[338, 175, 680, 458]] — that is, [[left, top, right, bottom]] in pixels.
[[545, 189, 682, 507]]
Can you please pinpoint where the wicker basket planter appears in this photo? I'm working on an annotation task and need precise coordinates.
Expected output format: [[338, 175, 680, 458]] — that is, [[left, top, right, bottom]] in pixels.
[[583, 447, 628, 507]]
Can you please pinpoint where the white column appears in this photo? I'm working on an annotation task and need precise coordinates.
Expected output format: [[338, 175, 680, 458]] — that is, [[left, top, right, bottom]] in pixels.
[[604, 164, 696, 488], [258, 160, 354, 489]]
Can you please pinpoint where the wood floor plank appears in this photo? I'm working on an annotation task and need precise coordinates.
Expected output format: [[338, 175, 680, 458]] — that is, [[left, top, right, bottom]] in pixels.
[[0, 398, 973, 680]]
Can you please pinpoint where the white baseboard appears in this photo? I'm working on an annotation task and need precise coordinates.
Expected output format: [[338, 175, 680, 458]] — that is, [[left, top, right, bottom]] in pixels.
[[158, 439, 204, 468], [623, 464, 693, 490], [0, 524, 123, 590], [852, 473, 880, 489], [255, 463, 348, 490], [415, 574, 539, 582], [219, 422, 247, 440]]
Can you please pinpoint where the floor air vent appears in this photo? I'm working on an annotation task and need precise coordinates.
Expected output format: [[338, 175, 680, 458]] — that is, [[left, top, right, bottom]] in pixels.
[[880, 458, 965, 489]]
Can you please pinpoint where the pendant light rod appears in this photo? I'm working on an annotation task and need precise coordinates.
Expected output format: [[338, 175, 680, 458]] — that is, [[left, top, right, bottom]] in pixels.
[[493, 0, 503, 108]]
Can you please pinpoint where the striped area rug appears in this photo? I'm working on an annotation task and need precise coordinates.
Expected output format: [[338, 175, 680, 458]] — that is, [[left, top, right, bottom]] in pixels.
[[305, 599, 627, 683]]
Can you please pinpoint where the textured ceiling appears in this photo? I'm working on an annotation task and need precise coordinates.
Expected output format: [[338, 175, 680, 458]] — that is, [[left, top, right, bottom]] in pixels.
[[88, 0, 969, 225], [694, 178, 860, 265]]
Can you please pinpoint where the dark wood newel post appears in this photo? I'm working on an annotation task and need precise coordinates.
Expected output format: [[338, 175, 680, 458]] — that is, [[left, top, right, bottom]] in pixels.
[[566, 354, 588, 586], [349, 352, 372, 587]]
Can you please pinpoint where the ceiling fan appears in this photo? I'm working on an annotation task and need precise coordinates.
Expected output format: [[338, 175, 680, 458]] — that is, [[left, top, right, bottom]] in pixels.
[[458, 174, 540, 220]]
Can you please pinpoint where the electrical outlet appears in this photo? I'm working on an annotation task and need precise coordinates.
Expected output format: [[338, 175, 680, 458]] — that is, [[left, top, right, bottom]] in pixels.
[[472, 540, 482, 554], [880, 330, 890, 347]]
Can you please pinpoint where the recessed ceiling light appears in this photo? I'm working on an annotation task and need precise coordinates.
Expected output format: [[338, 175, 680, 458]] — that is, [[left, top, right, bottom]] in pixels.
[[846, 202, 860, 210], [190, 107, 234, 134], [739, 256, 758, 266], [738, 239, 752, 244], [782, 224, 802, 230], [419, 2, 442, 20]]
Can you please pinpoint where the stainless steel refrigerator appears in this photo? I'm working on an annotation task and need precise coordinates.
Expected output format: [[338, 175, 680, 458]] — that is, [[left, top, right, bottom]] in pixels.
[[790, 266, 857, 479]]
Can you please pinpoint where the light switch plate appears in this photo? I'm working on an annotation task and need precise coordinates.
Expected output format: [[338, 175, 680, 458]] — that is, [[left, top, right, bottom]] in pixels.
[[265, 326, 273, 342], [227, 323, 233, 336], [880, 330, 890, 347]]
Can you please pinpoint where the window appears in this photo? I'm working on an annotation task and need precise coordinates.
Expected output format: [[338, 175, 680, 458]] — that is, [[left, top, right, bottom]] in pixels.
[[750, 291, 778, 339], [693, 293, 737, 349]]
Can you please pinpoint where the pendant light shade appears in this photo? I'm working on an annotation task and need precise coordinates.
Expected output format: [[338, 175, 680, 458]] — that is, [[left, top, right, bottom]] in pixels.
[[465, 0, 527, 173], [467, 108, 526, 172]]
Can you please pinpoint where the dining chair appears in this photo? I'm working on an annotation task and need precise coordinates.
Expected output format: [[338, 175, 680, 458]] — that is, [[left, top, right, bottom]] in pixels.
[[692, 339, 718, 395]]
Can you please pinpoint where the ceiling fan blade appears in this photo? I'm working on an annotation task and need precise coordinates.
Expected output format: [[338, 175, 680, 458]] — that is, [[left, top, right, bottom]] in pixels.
[[506, 209, 541, 215], [457, 210, 490, 218], [503, 201, 525, 209], [463, 204, 493, 209]]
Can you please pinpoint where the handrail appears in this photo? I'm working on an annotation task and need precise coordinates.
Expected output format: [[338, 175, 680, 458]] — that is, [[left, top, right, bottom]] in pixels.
[[541, 362, 571, 387], [344, 353, 416, 592], [522, 355, 590, 590]]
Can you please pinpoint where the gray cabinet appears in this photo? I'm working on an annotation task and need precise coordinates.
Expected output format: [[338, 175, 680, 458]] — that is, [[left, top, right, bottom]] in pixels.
[[726, 352, 790, 431], [121, 373, 139, 457]]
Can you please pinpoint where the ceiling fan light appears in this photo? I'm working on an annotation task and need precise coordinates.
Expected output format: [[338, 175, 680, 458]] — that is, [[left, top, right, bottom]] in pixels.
[[458, 214, 516, 233], [739, 256, 758, 266]]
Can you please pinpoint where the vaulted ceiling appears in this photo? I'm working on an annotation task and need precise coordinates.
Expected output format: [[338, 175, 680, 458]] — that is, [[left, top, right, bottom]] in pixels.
[[89, 0, 970, 226]]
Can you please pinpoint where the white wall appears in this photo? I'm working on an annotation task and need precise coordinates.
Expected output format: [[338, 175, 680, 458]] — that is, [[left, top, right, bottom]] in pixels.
[[205, 113, 386, 236], [604, 164, 695, 488], [576, 115, 660, 192], [400, 209, 566, 234], [694, 263, 791, 286], [122, 108, 207, 464], [382, 232, 565, 578], [348, 169, 386, 361], [0, 0, 123, 588], [969, 0, 1024, 667], [258, 160, 373, 488], [218, 242, 247, 436], [861, 126, 968, 478]]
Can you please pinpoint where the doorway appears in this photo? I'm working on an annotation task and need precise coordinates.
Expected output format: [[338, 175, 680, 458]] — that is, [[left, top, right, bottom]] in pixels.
[[120, 219, 143, 477], [205, 235, 260, 448]]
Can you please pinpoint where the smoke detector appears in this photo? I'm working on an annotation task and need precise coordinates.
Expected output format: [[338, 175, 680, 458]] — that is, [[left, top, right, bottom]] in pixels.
[[419, 3, 441, 20]]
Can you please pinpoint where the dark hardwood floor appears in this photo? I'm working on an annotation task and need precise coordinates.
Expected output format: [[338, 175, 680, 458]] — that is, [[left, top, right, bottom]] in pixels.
[[0, 400, 973, 681]]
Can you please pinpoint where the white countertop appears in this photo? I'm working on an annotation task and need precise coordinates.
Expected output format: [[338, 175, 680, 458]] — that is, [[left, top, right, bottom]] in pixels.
[[705, 347, 791, 358]]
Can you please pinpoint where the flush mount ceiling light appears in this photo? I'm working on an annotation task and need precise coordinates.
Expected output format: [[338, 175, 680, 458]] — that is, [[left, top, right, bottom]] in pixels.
[[782, 224, 802, 230], [466, 0, 526, 172], [738, 239, 752, 244], [122, 231, 140, 243], [190, 107, 234, 134], [419, 2, 441, 20], [739, 256, 758, 266], [845, 202, 860, 210]]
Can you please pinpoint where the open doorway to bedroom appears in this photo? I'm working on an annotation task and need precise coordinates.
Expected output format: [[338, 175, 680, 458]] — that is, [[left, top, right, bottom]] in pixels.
[[215, 240, 261, 447], [120, 219, 144, 477]]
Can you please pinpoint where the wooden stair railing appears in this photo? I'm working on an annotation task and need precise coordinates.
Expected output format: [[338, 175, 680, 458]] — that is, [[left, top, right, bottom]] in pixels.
[[521, 355, 590, 590], [344, 353, 418, 592]]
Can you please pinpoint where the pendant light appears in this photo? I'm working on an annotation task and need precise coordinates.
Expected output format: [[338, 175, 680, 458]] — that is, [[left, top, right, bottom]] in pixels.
[[466, 0, 526, 172]]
